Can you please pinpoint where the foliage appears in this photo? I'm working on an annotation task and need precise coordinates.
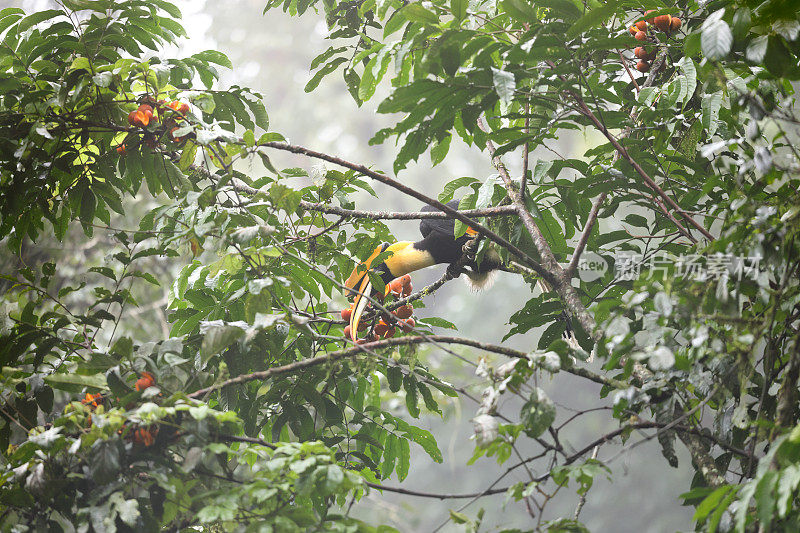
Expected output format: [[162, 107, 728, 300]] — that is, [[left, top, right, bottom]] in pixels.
[[0, 0, 799, 531]]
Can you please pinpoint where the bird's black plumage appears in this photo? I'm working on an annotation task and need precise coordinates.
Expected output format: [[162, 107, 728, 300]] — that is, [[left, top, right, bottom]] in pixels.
[[417, 200, 470, 264]]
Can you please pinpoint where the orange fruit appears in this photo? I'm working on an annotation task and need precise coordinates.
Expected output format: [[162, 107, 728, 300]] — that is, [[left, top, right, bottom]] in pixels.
[[635, 20, 647, 31], [654, 14, 672, 32], [399, 318, 415, 332], [135, 371, 155, 391], [388, 278, 404, 296], [394, 305, 413, 319], [670, 17, 681, 31], [636, 61, 650, 73], [374, 320, 389, 337], [634, 31, 647, 41]]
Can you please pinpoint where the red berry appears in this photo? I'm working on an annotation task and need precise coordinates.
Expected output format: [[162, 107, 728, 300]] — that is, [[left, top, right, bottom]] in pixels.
[[344, 325, 354, 341], [634, 31, 647, 41], [341, 308, 352, 321], [635, 20, 647, 31], [400, 318, 415, 332]]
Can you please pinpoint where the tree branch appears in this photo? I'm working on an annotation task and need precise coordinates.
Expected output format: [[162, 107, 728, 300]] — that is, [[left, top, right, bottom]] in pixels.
[[559, 82, 713, 242], [297, 201, 517, 220], [258, 141, 556, 284], [477, 118, 600, 342], [365, 482, 509, 499], [188, 334, 626, 399]]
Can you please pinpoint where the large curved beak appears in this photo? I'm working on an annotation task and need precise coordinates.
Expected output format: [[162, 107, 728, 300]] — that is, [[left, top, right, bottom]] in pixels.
[[344, 244, 386, 339], [350, 275, 372, 336], [344, 245, 385, 298]]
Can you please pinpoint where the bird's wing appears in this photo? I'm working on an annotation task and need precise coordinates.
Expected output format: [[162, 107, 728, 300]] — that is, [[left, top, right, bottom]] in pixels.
[[419, 199, 459, 239]]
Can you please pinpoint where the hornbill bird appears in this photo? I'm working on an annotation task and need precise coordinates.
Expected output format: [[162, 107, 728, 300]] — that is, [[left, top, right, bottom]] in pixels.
[[343, 200, 502, 336]]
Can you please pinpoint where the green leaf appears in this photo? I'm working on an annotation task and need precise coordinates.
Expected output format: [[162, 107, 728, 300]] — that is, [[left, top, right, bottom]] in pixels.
[[702, 91, 723, 137], [567, 1, 618, 38], [754, 471, 777, 528], [677, 57, 696, 107], [454, 193, 476, 238], [451, 0, 467, 22], [305, 57, 348, 92], [777, 464, 800, 517], [439, 176, 478, 203], [701, 10, 733, 61], [734, 482, 756, 533], [80, 188, 96, 234], [17, 9, 63, 32], [693, 486, 735, 524], [193, 50, 232, 69], [430, 135, 451, 166], [201, 323, 245, 361], [418, 317, 457, 330], [404, 376, 420, 418], [396, 438, 410, 481], [520, 387, 555, 438], [402, 4, 438, 25], [380, 434, 397, 479], [746, 35, 768, 63], [44, 372, 107, 392], [492, 68, 516, 111], [502, 0, 538, 24], [89, 440, 121, 484]]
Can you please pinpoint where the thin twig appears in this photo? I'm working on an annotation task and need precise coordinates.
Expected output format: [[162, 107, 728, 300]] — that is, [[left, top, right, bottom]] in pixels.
[[566, 192, 607, 279]]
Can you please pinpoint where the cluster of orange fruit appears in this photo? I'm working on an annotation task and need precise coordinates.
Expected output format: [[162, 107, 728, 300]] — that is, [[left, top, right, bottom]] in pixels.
[[116, 98, 191, 154], [342, 274, 416, 343], [132, 425, 159, 447], [128, 103, 156, 128], [627, 10, 682, 73], [78, 372, 159, 447], [135, 371, 156, 391], [81, 392, 103, 409]]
